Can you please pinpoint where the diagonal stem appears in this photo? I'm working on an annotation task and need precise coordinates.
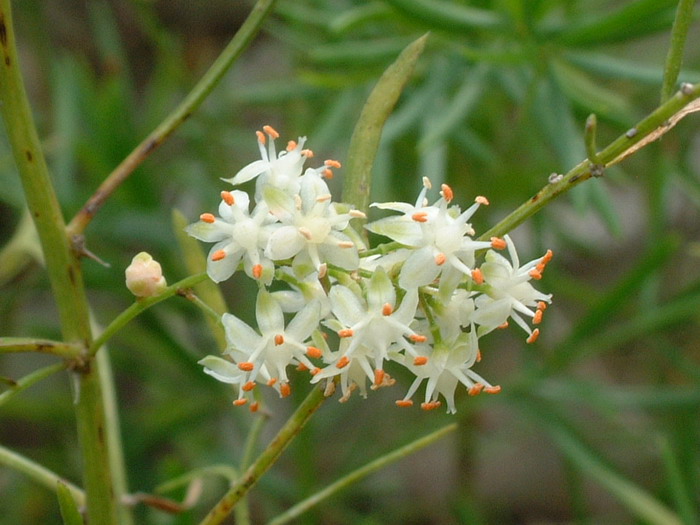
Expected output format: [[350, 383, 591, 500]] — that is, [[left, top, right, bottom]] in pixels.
[[66, 0, 278, 238]]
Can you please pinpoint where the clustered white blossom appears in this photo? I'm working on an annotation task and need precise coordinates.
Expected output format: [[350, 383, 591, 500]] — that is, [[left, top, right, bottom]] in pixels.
[[188, 126, 553, 414]]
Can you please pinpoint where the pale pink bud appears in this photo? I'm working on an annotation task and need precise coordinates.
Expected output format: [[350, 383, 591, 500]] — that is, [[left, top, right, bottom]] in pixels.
[[125, 252, 167, 297]]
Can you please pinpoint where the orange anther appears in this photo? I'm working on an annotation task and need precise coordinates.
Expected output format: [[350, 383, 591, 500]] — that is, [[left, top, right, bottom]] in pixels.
[[274, 334, 284, 346], [435, 253, 447, 266], [252, 264, 263, 279], [412, 211, 428, 222], [338, 329, 353, 338], [233, 398, 248, 406], [529, 269, 542, 280], [336, 356, 350, 369], [526, 328, 540, 344], [468, 383, 484, 396], [307, 346, 323, 358], [262, 125, 279, 139], [498, 321, 509, 329], [297, 363, 308, 371], [242, 381, 256, 391], [221, 191, 235, 206], [475, 195, 490, 205], [396, 400, 414, 407], [323, 168, 334, 179], [301, 149, 313, 157], [421, 401, 441, 411], [325, 159, 341, 168], [537, 301, 548, 311], [476, 350, 482, 362], [212, 250, 226, 262], [200, 213, 216, 223], [484, 385, 502, 394], [249, 402, 259, 412], [472, 268, 484, 284], [533, 310, 543, 325], [490, 237, 507, 250], [256, 130, 266, 144], [382, 303, 393, 316], [238, 362, 254, 371], [286, 140, 297, 151], [543, 249, 553, 263], [414, 356, 428, 366], [267, 378, 277, 387], [441, 184, 454, 202], [374, 369, 385, 385], [311, 367, 321, 375], [410, 334, 427, 343], [280, 383, 291, 397]]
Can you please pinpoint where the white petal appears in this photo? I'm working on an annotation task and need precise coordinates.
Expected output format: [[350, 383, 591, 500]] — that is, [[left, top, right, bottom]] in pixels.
[[365, 217, 423, 246], [185, 221, 230, 243], [398, 248, 440, 290], [222, 312, 261, 351], [262, 185, 296, 220], [256, 290, 285, 335], [199, 356, 245, 384], [329, 286, 364, 327], [224, 159, 269, 185], [206, 244, 243, 283], [286, 301, 321, 342], [366, 266, 395, 311], [266, 226, 304, 260]]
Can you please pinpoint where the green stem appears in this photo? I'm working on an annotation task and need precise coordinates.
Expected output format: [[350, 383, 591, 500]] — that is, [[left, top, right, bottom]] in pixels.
[[478, 82, 700, 241], [0, 443, 85, 508], [0, 2, 118, 523], [267, 423, 457, 525], [66, 0, 278, 237], [89, 272, 208, 356], [172, 209, 228, 350], [0, 337, 82, 358], [0, 362, 66, 408], [96, 346, 134, 525], [234, 414, 269, 525], [199, 386, 327, 525], [660, 0, 696, 103]]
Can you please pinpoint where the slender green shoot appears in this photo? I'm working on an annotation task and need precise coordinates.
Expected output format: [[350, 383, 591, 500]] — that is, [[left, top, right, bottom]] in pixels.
[[268, 423, 457, 525]]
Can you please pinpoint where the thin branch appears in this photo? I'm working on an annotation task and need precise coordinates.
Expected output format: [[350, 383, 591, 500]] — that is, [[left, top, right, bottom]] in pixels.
[[0, 444, 85, 507], [89, 272, 209, 356], [479, 82, 700, 241], [660, 0, 697, 102], [0, 337, 82, 358], [267, 423, 457, 525], [198, 385, 327, 525], [66, 0, 278, 237]]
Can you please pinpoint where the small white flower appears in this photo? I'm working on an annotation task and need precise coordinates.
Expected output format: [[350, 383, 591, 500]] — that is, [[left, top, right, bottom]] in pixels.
[[263, 170, 361, 276], [367, 181, 492, 292], [223, 125, 310, 198], [185, 189, 277, 283], [221, 290, 321, 402], [323, 266, 422, 382], [471, 235, 553, 342], [394, 330, 500, 414]]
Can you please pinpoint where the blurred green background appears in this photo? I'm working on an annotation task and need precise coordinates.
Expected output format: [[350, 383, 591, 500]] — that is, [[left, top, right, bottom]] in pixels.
[[1, 0, 700, 523]]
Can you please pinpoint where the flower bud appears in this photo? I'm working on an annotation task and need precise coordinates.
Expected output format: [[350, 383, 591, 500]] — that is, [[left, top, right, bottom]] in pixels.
[[125, 252, 167, 297]]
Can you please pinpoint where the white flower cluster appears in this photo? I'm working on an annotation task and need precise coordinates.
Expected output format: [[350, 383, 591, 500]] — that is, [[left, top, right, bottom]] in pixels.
[[188, 126, 553, 414]]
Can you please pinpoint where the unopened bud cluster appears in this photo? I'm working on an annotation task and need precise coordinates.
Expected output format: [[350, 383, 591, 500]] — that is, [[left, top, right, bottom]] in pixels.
[[187, 126, 553, 413]]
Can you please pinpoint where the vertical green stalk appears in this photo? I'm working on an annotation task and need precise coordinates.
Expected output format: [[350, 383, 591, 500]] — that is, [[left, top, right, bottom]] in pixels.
[[660, 0, 696, 103], [0, 2, 120, 524]]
